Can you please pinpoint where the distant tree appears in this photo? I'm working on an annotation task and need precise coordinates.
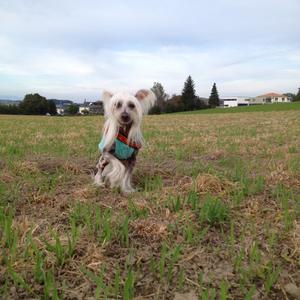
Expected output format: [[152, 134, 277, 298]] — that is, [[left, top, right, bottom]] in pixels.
[[165, 94, 184, 113], [0, 104, 20, 114], [194, 97, 209, 110], [150, 82, 168, 113], [208, 83, 220, 108], [294, 88, 300, 102], [283, 93, 295, 102], [0, 95, 58, 115], [47, 100, 57, 115], [181, 75, 197, 111], [66, 104, 79, 115], [19, 93, 49, 115], [148, 105, 161, 115]]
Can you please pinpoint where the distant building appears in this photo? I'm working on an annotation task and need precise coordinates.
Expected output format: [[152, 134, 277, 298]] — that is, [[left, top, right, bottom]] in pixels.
[[221, 97, 250, 107], [221, 93, 292, 107], [79, 99, 91, 114], [250, 93, 292, 104], [56, 103, 72, 115], [56, 106, 65, 115], [53, 100, 74, 115], [79, 105, 90, 114], [89, 101, 104, 114], [56, 100, 103, 115]]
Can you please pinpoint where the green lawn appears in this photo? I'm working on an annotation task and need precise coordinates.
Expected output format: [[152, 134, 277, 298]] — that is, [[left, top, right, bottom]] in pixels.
[[179, 102, 300, 114]]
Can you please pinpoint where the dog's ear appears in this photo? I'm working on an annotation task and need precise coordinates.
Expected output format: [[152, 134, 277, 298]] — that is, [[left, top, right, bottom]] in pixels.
[[135, 89, 156, 114], [102, 90, 113, 103], [102, 90, 113, 114]]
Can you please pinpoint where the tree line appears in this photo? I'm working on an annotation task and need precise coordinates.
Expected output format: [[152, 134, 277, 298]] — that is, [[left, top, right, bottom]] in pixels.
[[150, 76, 300, 114], [150, 76, 220, 114], [1, 78, 299, 115], [0, 94, 57, 115], [0, 94, 81, 115]]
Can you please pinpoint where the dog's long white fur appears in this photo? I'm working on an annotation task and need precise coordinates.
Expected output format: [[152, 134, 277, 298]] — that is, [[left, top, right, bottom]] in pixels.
[[95, 89, 156, 193], [137, 90, 156, 115], [102, 154, 126, 188], [101, 90, 154, 151]]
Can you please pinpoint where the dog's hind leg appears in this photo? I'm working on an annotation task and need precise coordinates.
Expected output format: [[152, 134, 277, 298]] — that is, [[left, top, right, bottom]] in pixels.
[[100, 153, 126, 189]]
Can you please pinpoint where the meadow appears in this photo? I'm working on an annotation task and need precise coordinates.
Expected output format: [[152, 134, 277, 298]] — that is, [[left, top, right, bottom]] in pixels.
[[0, 106, 300, 299], [180, 102, 300, 115]]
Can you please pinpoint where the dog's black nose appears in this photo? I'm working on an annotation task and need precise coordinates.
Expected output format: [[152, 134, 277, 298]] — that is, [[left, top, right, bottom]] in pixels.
[[121, 113, 130, 122]]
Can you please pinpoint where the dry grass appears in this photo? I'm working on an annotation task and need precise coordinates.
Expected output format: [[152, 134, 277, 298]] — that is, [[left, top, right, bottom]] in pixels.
[[0, 110, 300, 299]]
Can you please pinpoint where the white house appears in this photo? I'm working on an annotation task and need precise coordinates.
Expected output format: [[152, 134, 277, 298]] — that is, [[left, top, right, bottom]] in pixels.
[[221, 97, 250, 107], [79, 105, 90, 114], [56, 107, 64, 115], [251, 93, 291, 104]]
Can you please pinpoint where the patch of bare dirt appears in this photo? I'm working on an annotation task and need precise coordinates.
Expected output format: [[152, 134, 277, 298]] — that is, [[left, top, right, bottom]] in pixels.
[[18, 155, 94, 175]]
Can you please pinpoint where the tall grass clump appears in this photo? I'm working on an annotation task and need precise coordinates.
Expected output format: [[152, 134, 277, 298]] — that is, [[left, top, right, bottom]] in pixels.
[[199, 195, 229, 225]]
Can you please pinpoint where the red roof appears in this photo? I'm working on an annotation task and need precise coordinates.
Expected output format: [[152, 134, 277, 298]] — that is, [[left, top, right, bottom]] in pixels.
[[257, 92, 284, 98]]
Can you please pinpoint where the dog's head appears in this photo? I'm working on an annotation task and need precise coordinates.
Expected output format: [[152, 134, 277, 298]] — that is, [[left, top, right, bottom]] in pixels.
[[102, 89, 156, 127]]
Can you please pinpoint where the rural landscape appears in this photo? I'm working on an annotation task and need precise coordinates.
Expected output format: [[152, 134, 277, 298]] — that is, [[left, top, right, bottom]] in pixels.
[[1, 103, 300, 299], [1, 0, 300, 299]]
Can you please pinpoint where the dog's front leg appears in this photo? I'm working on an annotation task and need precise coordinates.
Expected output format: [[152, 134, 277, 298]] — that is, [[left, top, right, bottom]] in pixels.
[[121, 153, 137, 193], [94, 154, 109, 186], [121, 169, 134, 193]]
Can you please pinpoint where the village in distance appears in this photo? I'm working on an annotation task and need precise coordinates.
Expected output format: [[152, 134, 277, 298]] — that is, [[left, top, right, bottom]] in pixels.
[[0, 76, 299, 116]]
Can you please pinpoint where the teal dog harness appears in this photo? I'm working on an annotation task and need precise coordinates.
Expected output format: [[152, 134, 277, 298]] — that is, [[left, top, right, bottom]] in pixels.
[[99, 129, 141, 160]]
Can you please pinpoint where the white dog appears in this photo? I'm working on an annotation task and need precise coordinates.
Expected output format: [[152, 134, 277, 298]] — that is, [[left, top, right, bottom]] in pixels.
[[94, 89, 156, 193]]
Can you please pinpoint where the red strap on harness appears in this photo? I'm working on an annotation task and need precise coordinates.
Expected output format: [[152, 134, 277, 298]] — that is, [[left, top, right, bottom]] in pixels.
[[117, 132, 141, 149], [103, 126, 141, 150]]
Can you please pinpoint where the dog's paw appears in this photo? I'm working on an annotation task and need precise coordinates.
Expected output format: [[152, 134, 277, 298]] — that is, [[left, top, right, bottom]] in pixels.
[[122, 187, 135, 194], [94, 172, 105, 187]]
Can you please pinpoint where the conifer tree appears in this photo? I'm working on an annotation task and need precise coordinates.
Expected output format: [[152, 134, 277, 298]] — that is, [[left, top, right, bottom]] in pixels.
[[181, 75, 197, 111], [208, 83, 220, 108]]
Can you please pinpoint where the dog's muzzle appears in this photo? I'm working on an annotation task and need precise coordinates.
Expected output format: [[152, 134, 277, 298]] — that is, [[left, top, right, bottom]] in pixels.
[[121, 112, 131, 123]]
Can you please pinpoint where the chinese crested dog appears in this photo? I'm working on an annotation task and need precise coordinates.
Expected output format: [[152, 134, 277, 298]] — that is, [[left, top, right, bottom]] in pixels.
[[94, 89, 156, 193]]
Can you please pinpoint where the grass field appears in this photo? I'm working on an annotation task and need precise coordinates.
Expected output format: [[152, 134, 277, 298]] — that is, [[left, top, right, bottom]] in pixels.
[[179, 102, 300, 115], [1, 108, 300, 299]]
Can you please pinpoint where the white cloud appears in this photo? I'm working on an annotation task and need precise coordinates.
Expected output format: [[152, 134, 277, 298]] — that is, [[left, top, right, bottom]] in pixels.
[[0, 0, 299, 100], [1, 42, 300, 100], [0, 39, 93, 76]]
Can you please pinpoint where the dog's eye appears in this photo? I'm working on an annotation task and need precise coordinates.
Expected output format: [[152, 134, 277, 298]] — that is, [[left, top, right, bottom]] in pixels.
[[116, 101, 122, 109], [128, 102, 135, 109]]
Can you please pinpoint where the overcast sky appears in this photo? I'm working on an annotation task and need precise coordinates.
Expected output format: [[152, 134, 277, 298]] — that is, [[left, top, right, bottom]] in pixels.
[[1, 0, 300, 101]]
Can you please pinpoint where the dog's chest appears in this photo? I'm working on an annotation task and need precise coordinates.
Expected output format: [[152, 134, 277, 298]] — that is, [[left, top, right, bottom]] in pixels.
[[98, 132, 140, 160], [112, 139, 136, 160]]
